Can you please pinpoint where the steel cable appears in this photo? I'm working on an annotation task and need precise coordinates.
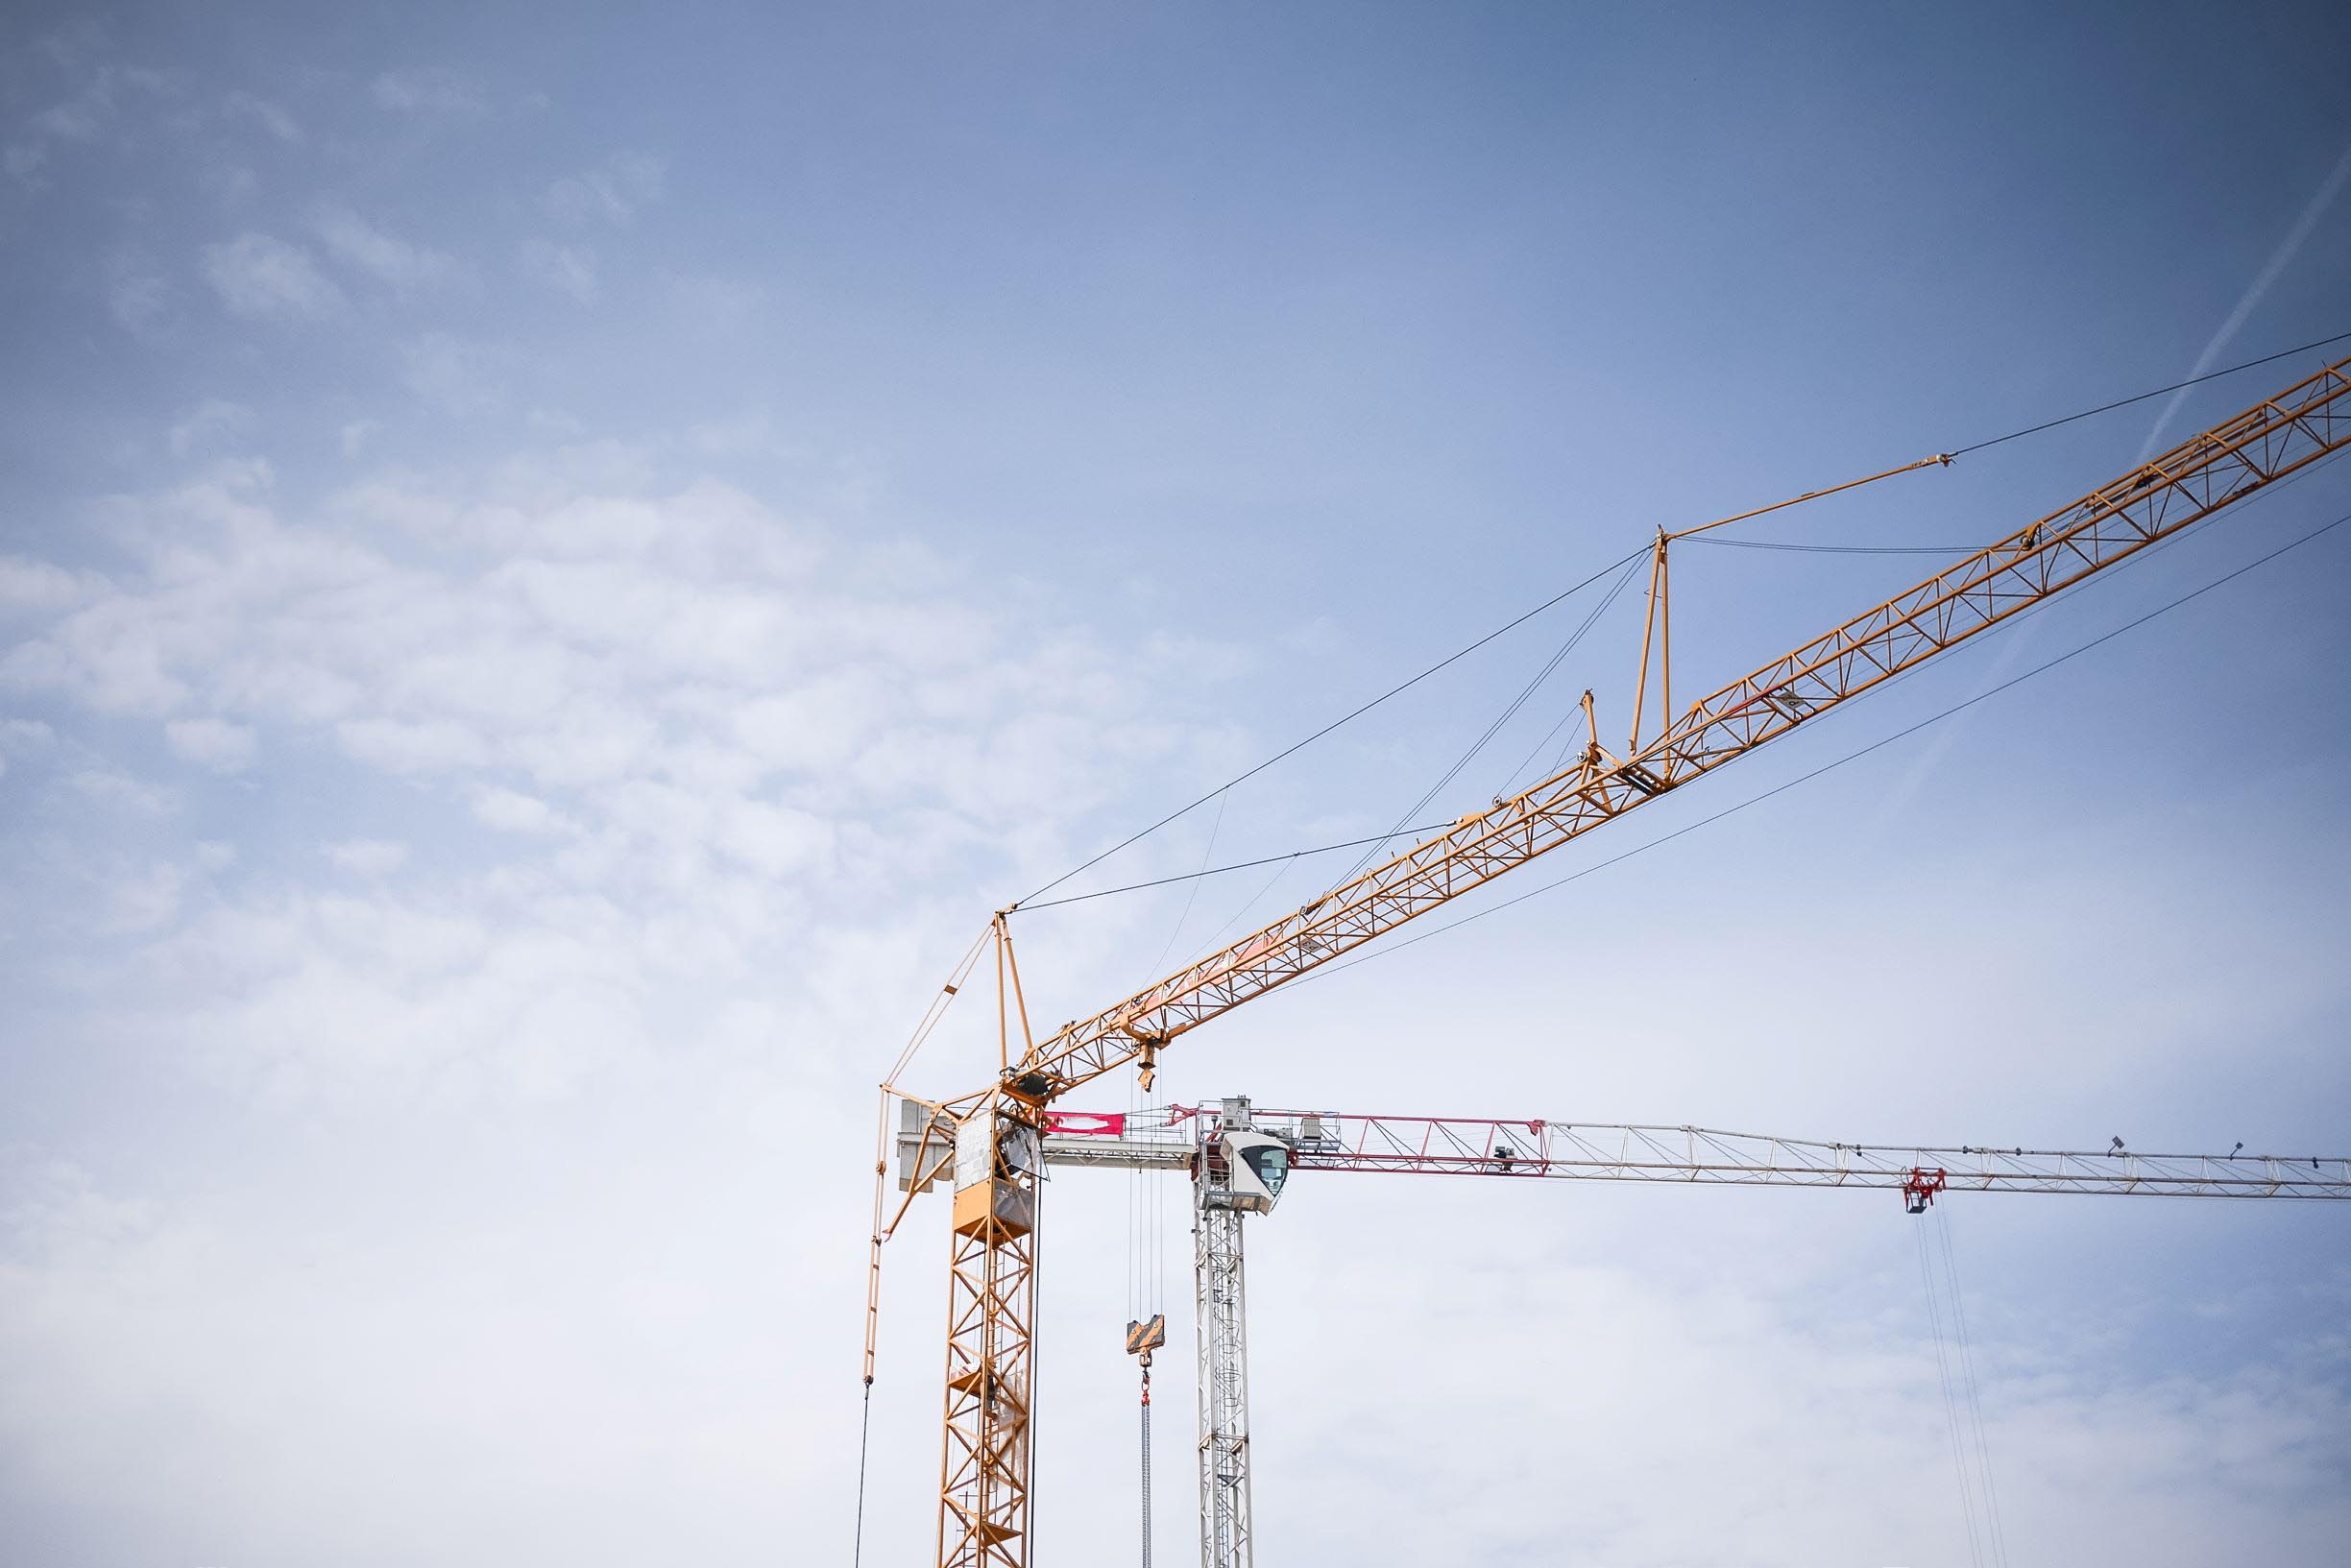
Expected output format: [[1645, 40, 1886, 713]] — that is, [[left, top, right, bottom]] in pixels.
[[1278, 499, 2351, 995], [1010, 328, 2346, 915], [1014, 546, 1648, 907], [1937, 1212, 2011, 1567], [1336, 552, 1645, 887], [1946, 326, 2350, 457], [1916, 1219, 1988, 1568], [853, 1382, 872, 1567]]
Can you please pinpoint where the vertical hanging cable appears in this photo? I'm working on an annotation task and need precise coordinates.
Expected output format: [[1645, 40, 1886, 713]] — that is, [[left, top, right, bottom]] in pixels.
[[1936, 1211, 2011, 1567], [853, 1381, 873, 1567], [1915, 1219, 1987, 1568]]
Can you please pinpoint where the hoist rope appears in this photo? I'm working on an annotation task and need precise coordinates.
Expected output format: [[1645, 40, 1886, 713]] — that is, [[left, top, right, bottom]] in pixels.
[[852, 1381, 873, 1567], [1686, 537, 1981, 555], [1007, 327, 2348, 912], [1946, 326, 2350, 457], [1914, 1218, 1987, 1568], [1164, 553, 1643, 953], [1337, 550, 1645, 886], [1013, 545, 1647, 907], [1176, 856, 1300, 971], [1016, 826, 1457, 912], [1139, 787, 1228, 975], [1491, 554, 1650, 799], [1937, 1212, 2011, 1567], [1276, 496, 2351, 996], [1020, 462, 2343, 952]]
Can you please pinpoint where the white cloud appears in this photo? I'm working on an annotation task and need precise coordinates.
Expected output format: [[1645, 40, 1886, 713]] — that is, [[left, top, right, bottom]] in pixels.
[[5, 62, 166, 187], [165, 716, 257, 773], [337, 717, 491, 775], [686, 410, 786, 458], [33, 72, 123, 142], [370, 66, 485, 117], [222, 89, 301, 143], [472, 786, 572, 835], [400, 332, 507, 414], [203, 233, 344, 320], [0, 459, 1214, 951], [662, 273, 764, 331], [67, 768, 172, 815], [168, 399, 254, 459], [102, 248, 171, 332], [518, 238, 597, 302], [199, 160, 258, 205], [312, 207, 459, 293], [101, 861, 187, 933], [0, 437, 2341, 1567], [0, 557, 95, 617], [325, 839, 409, 877], [0, 717, 55, 757], [544, 151, 664, 227]]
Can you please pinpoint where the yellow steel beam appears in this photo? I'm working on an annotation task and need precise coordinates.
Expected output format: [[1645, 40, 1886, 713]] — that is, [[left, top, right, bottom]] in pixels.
[[972, 354, 2351, 1111], [915, 355, 2351, 1568]]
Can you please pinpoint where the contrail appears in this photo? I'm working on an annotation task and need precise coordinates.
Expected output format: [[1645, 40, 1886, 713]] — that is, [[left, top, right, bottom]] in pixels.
[[2138, 137, 2351, 462], [1853, 139, 2351, 842]]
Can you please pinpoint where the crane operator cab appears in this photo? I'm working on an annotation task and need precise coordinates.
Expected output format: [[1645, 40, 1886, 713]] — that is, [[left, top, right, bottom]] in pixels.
[[1204, 1098, 1291, 1214], [1222, 1132, 1289, 1213]]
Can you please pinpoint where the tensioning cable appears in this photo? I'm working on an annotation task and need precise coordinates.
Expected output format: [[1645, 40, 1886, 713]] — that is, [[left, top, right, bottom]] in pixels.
[[1008, 326, 2347, 913]]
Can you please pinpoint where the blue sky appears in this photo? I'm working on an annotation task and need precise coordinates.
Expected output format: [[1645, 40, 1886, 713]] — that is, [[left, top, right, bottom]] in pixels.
[[3, 5, 2349, 1565]]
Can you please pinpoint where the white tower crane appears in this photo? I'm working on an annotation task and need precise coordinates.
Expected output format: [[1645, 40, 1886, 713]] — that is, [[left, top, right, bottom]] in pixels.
[[894, 1098, 2351, 1568], [865, 355, 2351, 1567]]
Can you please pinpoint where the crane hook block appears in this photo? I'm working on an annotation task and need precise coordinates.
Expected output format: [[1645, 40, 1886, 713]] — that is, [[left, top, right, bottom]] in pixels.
[[1903, 1167, 1948, 1215], [1126, 1314, 1167, 1359]]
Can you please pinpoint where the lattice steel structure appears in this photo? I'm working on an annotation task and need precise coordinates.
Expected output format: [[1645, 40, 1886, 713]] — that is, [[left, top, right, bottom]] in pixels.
[[874, 358, 2351, 1568], [1022, 1103, 2351, 1566], [957, 356, 2351, 1106], [935, 1109, 1043, 1565], [1033, 1107, 2351, 1200], [1193, 1200, 1251, 1568]]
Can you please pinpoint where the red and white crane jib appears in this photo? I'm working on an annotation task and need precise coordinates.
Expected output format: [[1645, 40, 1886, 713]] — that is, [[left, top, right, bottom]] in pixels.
[[1038, 1105, 2351, 1204]]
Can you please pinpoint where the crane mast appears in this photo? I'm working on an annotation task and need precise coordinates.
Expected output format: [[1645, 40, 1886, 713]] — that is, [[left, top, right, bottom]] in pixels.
[[1003, 1102, 2351, 1568], [900, 357, 2351, 1568]]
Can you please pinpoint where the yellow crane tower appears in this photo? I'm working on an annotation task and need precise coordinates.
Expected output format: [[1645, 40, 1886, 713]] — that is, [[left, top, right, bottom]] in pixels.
[[867, 353, 2351, 1567]]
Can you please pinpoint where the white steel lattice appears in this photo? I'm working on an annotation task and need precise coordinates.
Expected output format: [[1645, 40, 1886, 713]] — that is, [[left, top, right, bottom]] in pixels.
[[1035, 1108, 2351, 1200], [1194, 1200, 1251, 1568]]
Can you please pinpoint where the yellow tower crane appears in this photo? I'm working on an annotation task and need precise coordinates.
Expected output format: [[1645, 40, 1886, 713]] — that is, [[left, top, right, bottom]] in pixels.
[[867, 354, 2351, 1567]]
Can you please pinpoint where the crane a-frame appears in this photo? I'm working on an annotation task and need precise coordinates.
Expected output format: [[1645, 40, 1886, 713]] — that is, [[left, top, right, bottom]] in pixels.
[[867, 354, 2351, 1567]]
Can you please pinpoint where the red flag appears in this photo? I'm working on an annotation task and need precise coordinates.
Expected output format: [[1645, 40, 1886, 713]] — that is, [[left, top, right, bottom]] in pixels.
[[1046, 1111, 1126, 1137]]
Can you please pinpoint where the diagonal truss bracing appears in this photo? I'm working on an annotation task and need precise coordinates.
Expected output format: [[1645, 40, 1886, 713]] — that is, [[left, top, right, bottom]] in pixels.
[[981, 358, 2351, 1105], [1265, 1111, 2351, 1199], [937, 1216, 1038, 1563], [1033, 1106, 2351, 1200]]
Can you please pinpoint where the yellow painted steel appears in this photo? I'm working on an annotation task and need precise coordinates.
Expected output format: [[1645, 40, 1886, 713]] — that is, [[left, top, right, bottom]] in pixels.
[[907, 355, 2351, 1567]]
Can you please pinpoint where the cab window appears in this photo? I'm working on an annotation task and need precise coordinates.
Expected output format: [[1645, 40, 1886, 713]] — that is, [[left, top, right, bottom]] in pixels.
[[1246, 1145, 1289, 1197]]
